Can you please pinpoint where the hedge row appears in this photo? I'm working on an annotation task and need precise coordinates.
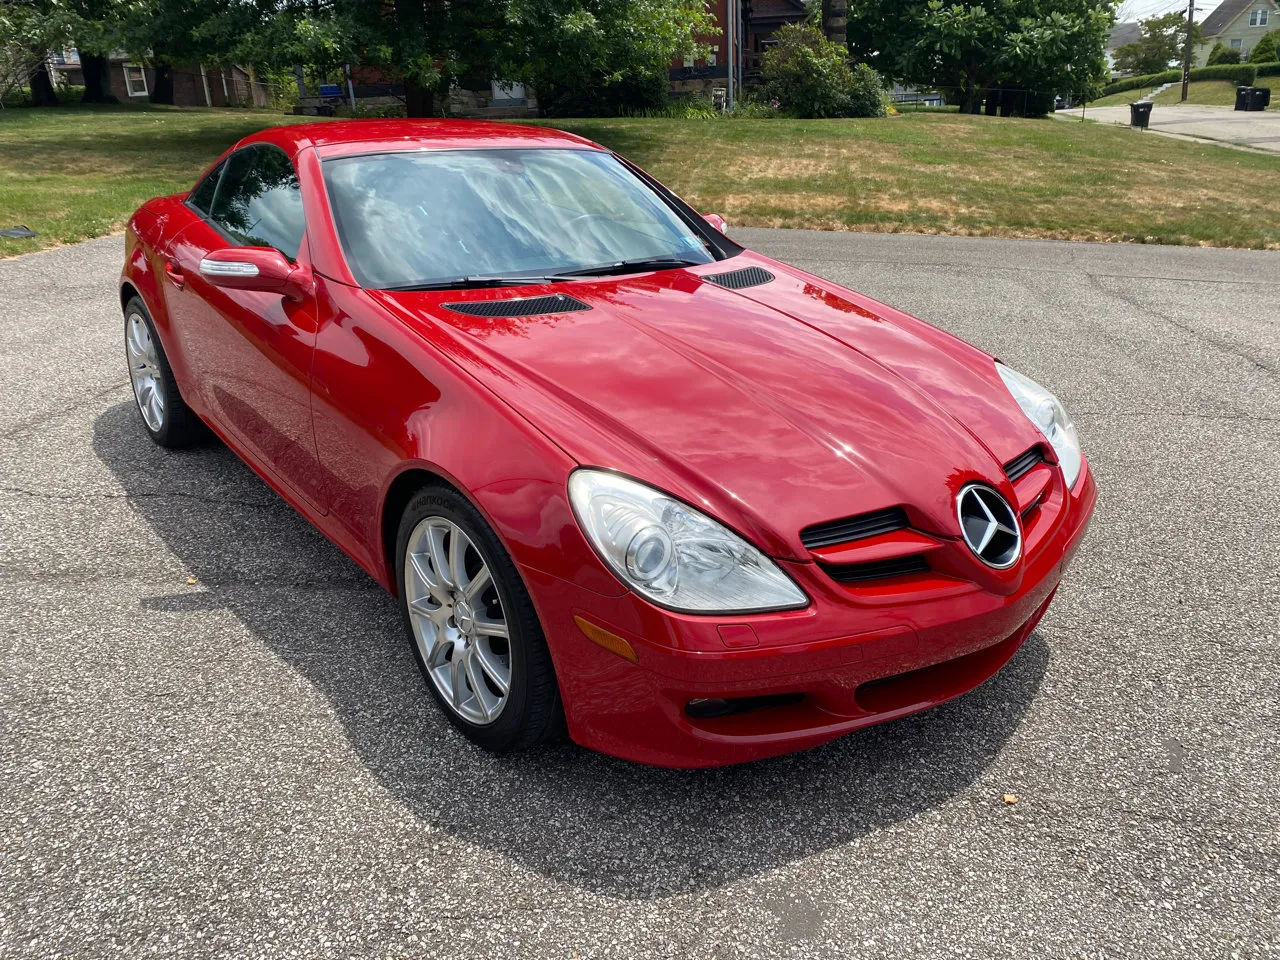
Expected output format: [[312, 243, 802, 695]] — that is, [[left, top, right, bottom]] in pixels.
[[1192, 64, 1260, 83], [1101, 70, 1181, 96], [1101, 63, 1258, 97]]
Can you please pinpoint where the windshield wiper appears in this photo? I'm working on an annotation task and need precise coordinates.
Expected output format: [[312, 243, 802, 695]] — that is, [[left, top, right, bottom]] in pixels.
[[382, 274, 559, 292], [550, 256, 705, 279]]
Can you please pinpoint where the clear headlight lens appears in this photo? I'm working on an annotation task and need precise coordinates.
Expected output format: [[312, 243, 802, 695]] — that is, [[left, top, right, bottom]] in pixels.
[[568, 469, 808, 614], [996, 363, 1082, 488]]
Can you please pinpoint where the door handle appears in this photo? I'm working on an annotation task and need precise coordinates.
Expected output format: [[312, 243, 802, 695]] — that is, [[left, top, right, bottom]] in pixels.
[[164, 259, 185, 288]]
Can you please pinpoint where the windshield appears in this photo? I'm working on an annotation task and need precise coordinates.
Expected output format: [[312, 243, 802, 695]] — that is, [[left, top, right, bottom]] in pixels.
[[322, 148, 717, 289]]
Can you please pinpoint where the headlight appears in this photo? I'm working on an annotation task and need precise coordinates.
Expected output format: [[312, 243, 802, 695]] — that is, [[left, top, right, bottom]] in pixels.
[[568, 469, 808, 614], [996, 363, 1082, 488]]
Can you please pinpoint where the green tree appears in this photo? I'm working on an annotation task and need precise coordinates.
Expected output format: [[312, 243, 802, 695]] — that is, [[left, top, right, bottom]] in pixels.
[[0, 0, 74, 105], [1249, 29, 1280, 63], [504, 0, 715, 116], [761, 22, 886, 117], [847, 0, 1112, 114], [64, 0, 129, 102], [1111, 11, 1198, 76], [1206, 41, 1242, 65]]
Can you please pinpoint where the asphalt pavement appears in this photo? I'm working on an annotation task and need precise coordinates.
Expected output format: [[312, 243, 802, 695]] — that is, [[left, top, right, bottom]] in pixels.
[[1, 229, 1277, 958]]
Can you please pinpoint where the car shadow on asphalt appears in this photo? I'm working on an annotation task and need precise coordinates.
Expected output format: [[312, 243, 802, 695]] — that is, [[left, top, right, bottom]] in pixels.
[[93, 401, 1048, 900]]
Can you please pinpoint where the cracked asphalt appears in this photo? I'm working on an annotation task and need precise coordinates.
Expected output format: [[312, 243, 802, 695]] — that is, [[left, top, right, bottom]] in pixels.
[[1, 229, 1277, 959]]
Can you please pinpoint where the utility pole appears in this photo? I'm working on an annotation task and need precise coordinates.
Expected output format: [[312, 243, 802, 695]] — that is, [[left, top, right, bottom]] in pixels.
[[1180, 0, 1195, 102], [726, 0, 736, 111]]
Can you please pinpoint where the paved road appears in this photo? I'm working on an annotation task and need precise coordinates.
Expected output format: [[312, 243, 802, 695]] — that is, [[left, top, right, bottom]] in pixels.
[[2, 230, 1278, 959], [1058, 102, 1280, 152]]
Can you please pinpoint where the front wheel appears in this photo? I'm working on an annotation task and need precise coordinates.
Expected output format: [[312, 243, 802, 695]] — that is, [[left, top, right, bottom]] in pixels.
[[395, 485, 564, 752], [123, 296, 204, 448]]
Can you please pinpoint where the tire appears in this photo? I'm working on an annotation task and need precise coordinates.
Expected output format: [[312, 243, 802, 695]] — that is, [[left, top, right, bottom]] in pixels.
[[123, 296, 205, 448], [394, 484, 564, 752]]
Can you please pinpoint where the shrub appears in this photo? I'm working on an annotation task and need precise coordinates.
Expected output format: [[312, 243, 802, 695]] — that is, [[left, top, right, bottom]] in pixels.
[[1192, 63, 1258, 83], [846, 62, 889, 118], [1207, 42, 1242, 65], [1249, 29, 1280, 63], [1257, 60, 1280, 77], [1100, 63, 1257, 97], [761, 22, 886, 118], [1101, 69, 1181, 96]]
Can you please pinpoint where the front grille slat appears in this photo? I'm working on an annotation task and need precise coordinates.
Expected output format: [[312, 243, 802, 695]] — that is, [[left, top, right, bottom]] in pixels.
[[442, 293, 591, 318], [819, 555, 930, 584], [1004, 447, 1045, 482], [800, 506, 909, 550]]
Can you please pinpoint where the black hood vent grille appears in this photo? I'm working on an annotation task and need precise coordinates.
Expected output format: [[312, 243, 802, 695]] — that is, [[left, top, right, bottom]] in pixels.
[[800, 506, 909, 550], [702, 266, 775, 290], [443, 293, 591, 318], [1004, 447, 1045, 482]]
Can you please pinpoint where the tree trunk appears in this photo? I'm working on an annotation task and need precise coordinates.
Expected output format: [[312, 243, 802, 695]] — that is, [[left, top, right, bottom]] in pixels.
[[985, 87, 1000, 116], [822, 0, 848, 48], [150, 62, 174, 105], [80, 52, 113, 103], [29, 59, 59, 106], [404, 76, 435, 117]]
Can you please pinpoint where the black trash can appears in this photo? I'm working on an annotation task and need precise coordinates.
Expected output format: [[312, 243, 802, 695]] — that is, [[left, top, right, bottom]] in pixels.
[[1236, 85, 1252, 110], [1130, 101, 1153, 128], [1252, 86, 1271, 110], [1261, 86, 1273, 108]]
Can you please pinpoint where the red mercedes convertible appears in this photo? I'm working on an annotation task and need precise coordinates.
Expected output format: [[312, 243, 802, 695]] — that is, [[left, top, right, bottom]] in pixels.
[[120, 120, 1095, 767]]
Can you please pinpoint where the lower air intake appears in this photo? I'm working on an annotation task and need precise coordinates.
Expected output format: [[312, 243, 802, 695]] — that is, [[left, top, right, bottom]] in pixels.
[[702, 266, 775, 290], [443, 293, 591, 318], [819, 555, 930, 584]]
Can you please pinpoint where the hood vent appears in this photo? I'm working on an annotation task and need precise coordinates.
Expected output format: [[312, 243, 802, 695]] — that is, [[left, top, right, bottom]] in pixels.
[[800, 506, 909, 550], [702, 266, 775, 290], [443, 293, 591, 318], [1004, 447, 1045, 482]]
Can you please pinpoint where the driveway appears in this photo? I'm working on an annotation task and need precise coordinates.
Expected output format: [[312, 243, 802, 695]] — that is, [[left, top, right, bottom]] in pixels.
[[1059, 102, 1280, 152], [1, 230, 1278, 958]]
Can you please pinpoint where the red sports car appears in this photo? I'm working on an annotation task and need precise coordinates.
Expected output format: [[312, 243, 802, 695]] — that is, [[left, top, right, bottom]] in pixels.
[[120, 120, 1095, 768]]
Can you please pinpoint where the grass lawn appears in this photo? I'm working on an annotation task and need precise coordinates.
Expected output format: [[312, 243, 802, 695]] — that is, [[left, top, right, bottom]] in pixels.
[[0, 105, 320, 257], [1088, 87, 1155, 107], [1150, 77, 1280, 108], [4, 102, 1280, 256], [548, 114, 1280, 248]]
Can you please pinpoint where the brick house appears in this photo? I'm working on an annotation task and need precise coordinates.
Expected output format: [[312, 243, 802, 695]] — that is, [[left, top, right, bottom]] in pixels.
[[668, 0, 809, 98], [50, 50, 269, 107]]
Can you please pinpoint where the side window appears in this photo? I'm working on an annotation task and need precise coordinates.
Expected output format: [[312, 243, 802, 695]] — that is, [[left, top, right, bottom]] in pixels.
[[187, 160, 225, 215], [209, 144, 306, 260]]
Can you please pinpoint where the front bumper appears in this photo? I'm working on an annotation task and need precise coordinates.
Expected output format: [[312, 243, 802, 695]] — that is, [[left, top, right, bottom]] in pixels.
[[525, 459, 1097, 768]]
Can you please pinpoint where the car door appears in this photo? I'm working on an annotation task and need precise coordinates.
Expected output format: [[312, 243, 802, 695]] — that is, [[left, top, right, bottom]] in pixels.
[[164, 143, 327, 512]]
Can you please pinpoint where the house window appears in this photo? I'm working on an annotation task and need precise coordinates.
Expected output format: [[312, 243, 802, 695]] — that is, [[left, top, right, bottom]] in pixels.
[[1231, 38, 1244, 49], [1250, 8, 1269, 25], [123, 65, 147, 97]]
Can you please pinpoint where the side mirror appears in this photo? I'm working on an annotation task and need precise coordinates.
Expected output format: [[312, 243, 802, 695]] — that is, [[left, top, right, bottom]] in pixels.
[[199, 247, 314, 302], [702, 213, 728, 233]]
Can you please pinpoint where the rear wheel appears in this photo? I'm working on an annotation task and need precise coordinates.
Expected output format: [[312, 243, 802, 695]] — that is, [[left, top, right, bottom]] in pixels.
[[123, 296, 203, 448], [395, 485, 563, 752]]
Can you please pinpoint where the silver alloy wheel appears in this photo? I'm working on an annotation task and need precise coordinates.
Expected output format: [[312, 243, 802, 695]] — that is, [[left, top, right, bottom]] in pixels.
[[404, 516, 512, 725], [126, 312, 166, 432]]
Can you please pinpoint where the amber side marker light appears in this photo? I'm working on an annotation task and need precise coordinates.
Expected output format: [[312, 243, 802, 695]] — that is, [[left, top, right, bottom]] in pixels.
[[574, 616, 639, 664]]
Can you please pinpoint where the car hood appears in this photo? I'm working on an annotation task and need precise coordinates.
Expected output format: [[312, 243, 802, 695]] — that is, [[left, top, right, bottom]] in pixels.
[[373, 254, 1044, 560]]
